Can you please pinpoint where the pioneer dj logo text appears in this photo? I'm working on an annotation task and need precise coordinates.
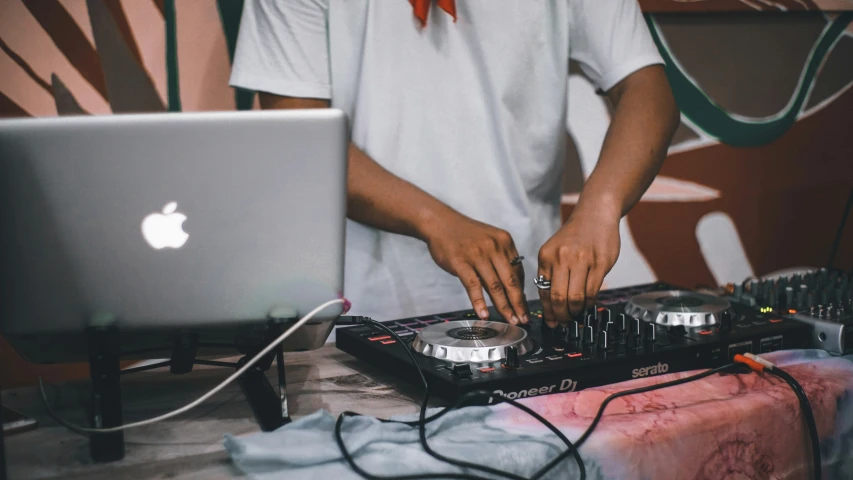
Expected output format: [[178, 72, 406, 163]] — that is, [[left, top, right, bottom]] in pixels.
[[491, 378, 578, 402], [631, 362, 669, 378]]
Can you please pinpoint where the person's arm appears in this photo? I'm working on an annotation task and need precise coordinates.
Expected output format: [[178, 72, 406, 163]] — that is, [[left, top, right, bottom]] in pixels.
[[259, 94, 530, 324], [537, 65, 679, 325], [577, 66, 679, 220]]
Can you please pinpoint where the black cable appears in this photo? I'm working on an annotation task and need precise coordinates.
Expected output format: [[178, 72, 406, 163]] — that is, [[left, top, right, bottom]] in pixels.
[[827, 187, 853, 269], [334, 318, 585, 480], [767, 367, 822, 480]]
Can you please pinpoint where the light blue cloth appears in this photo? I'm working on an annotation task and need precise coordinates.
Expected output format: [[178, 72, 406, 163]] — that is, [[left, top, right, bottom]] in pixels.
[[225, 406, 585, 479], [225, 350, 853, 479]]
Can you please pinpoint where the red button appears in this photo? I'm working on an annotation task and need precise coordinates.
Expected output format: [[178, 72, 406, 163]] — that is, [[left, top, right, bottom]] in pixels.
[[380, 339, 397, 345], [479, 367, 495, 373], [699, 329, 713, 335], [769, 318, 783, 323], [566, 352, 583, 358], [368, 335, 391, 341]]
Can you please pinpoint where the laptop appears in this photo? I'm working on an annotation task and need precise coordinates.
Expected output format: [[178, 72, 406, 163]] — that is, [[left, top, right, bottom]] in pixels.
[[0, 109, 348, 362]]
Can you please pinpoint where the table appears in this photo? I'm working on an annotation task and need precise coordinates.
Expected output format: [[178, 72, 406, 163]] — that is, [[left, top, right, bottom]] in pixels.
[[5, 347, 853, 479], [2, 345, 431, 480]]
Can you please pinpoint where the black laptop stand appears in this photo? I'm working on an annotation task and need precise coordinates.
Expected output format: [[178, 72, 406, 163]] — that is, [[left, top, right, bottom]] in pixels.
[[85, 323, 291, 462]]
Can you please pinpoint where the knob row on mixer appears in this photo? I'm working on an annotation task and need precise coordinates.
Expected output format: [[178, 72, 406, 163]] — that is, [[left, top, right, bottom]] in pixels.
[[733, 268, 853, 312], [547, 304, 707, 353]]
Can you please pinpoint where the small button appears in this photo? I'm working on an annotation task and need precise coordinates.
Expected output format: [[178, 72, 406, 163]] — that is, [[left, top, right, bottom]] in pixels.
[[526, 358, 543, 364], [380, 339, 397, 345], [566, 352, 583, 358], [546, 355, 563, 361], [478, 367, 495, 373], [698, 329, 713, 336], [368, 335, 392, 342], [396, 331, 415, 337], [553, 346, 565, 352], [752, 320, 767, 326], [451, 364, 473, 377], [769, 318, 783, 323]]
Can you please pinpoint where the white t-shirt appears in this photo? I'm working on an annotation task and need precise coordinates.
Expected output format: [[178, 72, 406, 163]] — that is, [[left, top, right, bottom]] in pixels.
[[230, 0, 664, 321]]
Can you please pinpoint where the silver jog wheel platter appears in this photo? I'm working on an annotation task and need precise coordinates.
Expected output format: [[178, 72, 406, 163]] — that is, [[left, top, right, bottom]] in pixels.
[[624, 290, 732, 327], [411, 320, 534, 363]]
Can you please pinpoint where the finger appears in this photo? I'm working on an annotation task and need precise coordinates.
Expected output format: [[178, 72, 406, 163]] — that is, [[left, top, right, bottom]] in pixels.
[[567, 262, 590, 318], [537, 265, 557, 328], [550, 263, 571, 325], [494, 254, 529, 324], [474, 260, 518, 324], [536, 249, 556, 327], [455, 263, 490, 320], [501, 233, 525, 286], [585, 264, 606, 309]]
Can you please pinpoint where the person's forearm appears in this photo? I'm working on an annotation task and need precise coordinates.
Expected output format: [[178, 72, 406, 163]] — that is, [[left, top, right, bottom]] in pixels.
[[572, 66, 679, 222], [345, 142, 458, 241], [258, 93, 457, 241]]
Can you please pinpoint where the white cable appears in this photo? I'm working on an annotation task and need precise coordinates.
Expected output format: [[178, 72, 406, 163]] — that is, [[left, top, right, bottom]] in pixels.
[[744, 352, 777, 371], [39, 298, 345, 434]]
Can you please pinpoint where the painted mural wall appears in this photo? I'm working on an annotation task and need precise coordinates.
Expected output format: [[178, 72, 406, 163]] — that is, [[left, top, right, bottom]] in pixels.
[[1, 0, 852, 386]]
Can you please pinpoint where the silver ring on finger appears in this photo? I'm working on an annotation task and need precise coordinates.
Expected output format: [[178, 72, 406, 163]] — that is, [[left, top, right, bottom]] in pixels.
[[534, 274, 551, 290], [510, 255, 524, 266]]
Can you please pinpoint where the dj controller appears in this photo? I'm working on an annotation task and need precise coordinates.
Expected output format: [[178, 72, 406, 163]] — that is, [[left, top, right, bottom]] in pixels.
[[337, 281, 822, 401]]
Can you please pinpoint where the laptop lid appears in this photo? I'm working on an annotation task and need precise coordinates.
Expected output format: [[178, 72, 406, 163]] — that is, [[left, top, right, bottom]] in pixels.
[[0, 109, 348, 343]]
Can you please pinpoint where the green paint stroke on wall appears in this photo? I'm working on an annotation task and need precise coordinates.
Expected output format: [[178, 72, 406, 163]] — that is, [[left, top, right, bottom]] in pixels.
[[165, 0, 181, 112], [646, 13, 853, 148], [217, 0, 255, 110]]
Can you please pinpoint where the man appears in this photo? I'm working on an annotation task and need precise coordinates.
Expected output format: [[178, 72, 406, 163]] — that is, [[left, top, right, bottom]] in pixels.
[[230, 0, 679, 327]]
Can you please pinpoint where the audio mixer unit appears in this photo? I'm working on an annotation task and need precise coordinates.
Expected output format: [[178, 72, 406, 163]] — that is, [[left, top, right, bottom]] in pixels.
[[728, 268, 853, 355], [336, 282, 814, 401]]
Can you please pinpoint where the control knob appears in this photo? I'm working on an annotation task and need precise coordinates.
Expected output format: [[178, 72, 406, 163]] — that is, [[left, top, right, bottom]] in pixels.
[[720, 310, 732, 333], [629, 317, 641, 347], [644, 322, 657, 343], [583, 324, 595, 347], [598, 330, 609, 351], [503, 346, 519, 369]]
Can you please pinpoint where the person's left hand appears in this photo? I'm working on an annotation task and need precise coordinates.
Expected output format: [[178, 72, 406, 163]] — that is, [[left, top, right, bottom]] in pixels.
[[536, 212, 621, 327]]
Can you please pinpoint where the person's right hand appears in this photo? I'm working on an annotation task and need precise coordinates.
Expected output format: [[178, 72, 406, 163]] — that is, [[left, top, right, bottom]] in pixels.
[[422, 212, 529, 325]]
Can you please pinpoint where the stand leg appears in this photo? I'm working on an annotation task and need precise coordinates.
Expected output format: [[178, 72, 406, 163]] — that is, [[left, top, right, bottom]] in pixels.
[[236, 322, 291, 431], [87, 327, 124, 462], [1, 386, 7, 480], [275, 346, 291, 424], [236, 355, 286, 431], [170, 333, 198, 375]]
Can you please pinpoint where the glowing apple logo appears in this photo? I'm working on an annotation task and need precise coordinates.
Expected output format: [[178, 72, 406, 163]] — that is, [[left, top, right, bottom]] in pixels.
[[141, 202, 189, 250]]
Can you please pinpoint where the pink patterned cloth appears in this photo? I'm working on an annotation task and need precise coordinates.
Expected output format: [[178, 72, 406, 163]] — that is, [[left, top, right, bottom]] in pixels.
[[491, 349, 853, 479]]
